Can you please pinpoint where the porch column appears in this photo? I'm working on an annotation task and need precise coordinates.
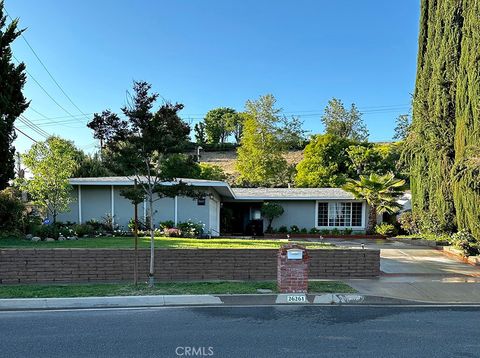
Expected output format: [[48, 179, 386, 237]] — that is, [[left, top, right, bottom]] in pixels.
[[111, 185, 115, 227], [78, 185, 82, 224], [174, 196, 178, 225]]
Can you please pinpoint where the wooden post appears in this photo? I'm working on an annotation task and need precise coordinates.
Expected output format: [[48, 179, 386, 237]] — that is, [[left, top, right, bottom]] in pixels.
[[134, 179, 139, 286]]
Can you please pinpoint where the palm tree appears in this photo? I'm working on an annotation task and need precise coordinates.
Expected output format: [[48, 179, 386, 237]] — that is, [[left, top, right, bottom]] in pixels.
[[343, 173, 407, 233]]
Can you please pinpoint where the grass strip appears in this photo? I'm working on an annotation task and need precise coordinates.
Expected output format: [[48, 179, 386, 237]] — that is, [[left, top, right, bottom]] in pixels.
[[0, 237, 332, 249], [0, 280, 355, 298]]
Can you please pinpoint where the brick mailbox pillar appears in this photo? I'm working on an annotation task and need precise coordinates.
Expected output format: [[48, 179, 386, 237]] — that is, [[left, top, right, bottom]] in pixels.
[[277, 243, 309, 293]]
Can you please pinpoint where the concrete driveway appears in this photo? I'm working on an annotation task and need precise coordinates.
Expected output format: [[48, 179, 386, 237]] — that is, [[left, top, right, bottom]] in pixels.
[[324, 238, 480, 303]]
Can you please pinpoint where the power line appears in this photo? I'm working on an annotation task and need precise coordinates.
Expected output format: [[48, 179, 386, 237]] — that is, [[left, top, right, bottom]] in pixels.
[[14, 126, 38, 143], [21, 115, 51, 136], [17, 118, 48, 139], [26, 111, 95, 121], [5, 7, 90, 121], [18, 115, 51, 138], [29, 106, 57, 120], [12, 54, 85, 124]]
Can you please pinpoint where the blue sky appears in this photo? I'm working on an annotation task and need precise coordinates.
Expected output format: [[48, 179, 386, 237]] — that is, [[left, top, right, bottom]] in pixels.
[[8, 0, 420, 153]]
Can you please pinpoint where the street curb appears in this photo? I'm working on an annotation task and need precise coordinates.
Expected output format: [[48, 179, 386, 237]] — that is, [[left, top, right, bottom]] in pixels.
[[0, 295, 222, 311], [0, 293, 447, 311]]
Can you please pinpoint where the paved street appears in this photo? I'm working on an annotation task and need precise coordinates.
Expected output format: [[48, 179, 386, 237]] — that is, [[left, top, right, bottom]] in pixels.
[[1, 306, 480, 357], [324, 238, 480, 302]]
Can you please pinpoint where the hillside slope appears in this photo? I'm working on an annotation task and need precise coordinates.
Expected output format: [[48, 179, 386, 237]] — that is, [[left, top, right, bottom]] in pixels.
[[198, 150, 304, 176]]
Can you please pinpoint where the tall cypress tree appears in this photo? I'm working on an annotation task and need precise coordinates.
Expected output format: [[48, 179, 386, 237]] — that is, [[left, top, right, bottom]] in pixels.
[[405, 0, 463, 232], [452, 0, 480, 239], [0, 2, 29, 190]]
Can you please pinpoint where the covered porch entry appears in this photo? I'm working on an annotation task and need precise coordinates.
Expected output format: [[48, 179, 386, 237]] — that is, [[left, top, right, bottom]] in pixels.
[[220, 201, 264, 236]]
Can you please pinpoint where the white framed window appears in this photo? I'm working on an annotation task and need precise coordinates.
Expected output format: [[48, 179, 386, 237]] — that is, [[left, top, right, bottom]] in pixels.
[[316, 201, 363, 228]]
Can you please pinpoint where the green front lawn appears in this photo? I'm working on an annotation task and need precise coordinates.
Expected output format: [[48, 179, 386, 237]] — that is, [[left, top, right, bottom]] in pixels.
[[0, 281, 355, 298], [0, 236, 331, 249]]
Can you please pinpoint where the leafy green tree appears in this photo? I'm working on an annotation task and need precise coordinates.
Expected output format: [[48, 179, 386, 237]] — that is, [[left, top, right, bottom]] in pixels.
[[236, 95, 288, 187], [343, 173, 406, 232], [204, 107, 236, 144], [21, 137, 77, 223], [347, 142, 402, 178], [73, 152, 113, 177], [228, 112, 245, 144], [261, 202, 284, 233], [88, 81, 202, 286], [198, 163, 228, 181], [321, 98, 368, 142], [160, 154, 201, 179], [280, 116, 308, 149], [404, 0, 462, 233], [0, 3, 29, 189], [194, 122, 206, 145], [0, 187, 25, 233], [393, 114, 411, 140], [245, 94, 281, 129], [295, 134, 354, 187], [347, 145, 382, 176], [452, 0, 480, 240]]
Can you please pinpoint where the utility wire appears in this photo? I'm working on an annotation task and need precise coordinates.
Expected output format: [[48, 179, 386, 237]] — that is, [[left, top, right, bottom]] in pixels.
[[14, 126, 38, 143], [18, 115, 51, 138], [5, 7, 90, 121], [13, 54, 85, 124], [21, 115, 50, 136], [26, 105, 411, 126], [17, 118, 48, 138]]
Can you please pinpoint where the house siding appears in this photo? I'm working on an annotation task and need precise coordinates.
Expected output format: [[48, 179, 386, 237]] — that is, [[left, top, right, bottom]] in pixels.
[[56, 187, 80, 224], [112, 186, 133, 228], [265, 200, 317, 231], [57, 185, 220, 235]]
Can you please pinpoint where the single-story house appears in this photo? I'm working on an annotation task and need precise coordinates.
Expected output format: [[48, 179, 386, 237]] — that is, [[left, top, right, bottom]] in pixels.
[[57, 176, 393, 236]]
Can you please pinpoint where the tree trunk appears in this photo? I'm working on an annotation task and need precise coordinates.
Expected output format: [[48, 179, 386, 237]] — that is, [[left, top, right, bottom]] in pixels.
[[267, 219, 273, 233], [133, 180, 138, 286], [367, 205, 377, 234], [148, 196, 155, 287]]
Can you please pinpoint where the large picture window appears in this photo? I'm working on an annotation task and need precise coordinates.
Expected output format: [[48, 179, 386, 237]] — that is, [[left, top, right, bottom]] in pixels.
[[317, 202, 363, 227]]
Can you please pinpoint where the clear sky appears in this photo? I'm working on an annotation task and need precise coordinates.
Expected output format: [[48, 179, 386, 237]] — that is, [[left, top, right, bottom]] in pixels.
[[7, 0, 420, 154]]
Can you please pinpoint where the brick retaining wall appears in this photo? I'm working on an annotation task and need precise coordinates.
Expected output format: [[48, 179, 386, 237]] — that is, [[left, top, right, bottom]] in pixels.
[[0, 249, 380, 284]]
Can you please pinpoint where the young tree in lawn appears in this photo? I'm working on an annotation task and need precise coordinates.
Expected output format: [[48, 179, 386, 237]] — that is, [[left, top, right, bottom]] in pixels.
[[21, 137, 77, 224], [261, 202, 284, 233], [321, 98, 368, 142], [87, 81, 200, 286], [343, 173, 406, 233], [0, 4, 29, 190]]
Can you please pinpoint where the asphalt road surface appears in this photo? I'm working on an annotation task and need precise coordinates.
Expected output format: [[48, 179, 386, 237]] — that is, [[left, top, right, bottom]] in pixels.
[[1, 306, 480, 357]]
